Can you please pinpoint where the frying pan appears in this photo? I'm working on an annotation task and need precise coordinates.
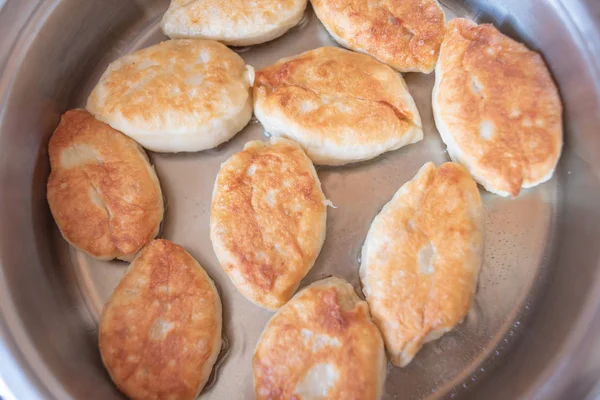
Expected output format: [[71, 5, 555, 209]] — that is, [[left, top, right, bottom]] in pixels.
[[1, 0, 600, 399]]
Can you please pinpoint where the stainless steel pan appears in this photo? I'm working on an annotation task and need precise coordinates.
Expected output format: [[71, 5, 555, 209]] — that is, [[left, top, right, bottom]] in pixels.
[[1, 1, 600, 399]]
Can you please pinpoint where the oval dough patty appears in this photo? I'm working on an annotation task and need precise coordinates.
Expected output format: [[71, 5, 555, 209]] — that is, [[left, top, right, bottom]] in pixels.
[[253, 277, 386, 400], [210, 137, 327, 309], [254, 47, 423, 165], [433, 18, 563, 196], [161, 0, 308, 46], [360, 162, 484, 367], [311, 0, 446, 73], [99, 239, 222, 400], [47, 109, 163, 260], [87, 39, 254, 153]]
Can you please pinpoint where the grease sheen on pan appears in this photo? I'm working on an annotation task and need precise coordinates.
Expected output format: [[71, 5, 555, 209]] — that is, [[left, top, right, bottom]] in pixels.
[[87, 39, 254, 153], [161, 0, 308, 46], [47, 109, 163, 261], [210, 137, 327, 309], [433, 18, 563, 197], [360, 162, 484, 367], [99, 239, 222, 400], [311, 0, 446, 73], [254, 47, 423, 165], [253, 277, 386, 400]]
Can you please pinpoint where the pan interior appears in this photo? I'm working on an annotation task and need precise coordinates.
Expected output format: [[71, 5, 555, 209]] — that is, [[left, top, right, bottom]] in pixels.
[[56, 2, 556, 399], [6, 0, 600, 400]]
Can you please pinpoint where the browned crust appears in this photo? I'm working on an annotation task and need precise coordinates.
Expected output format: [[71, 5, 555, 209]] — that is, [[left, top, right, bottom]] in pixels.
[[255, 46, 420, 131], [360, 162, 484, 366], [99, 239, 222, 400], [161, 0, 307, 45], [253, 277, 385, 399], [311, 0, 446, 72], [46, 109, 163, 259], [434, 18, 563, 196], [253, 47, 421, 157], [210, 138, 326, 309], [88, 39, 248, 124]]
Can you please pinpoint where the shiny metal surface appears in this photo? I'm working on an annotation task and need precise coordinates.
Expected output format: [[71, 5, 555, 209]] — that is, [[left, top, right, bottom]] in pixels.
[[1, 0, 600, 399]]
